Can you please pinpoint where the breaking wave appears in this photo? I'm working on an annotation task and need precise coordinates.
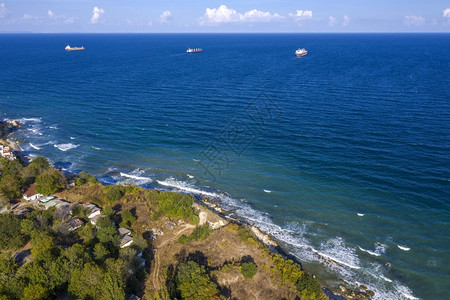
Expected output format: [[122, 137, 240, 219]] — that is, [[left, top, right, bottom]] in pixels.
[[54, 143, 79, 151]]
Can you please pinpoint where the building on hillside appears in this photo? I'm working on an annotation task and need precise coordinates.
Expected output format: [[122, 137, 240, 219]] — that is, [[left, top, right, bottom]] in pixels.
[[119, 227, 133, 248], [66, 218, 84, 231], [83, 203, 102, 225], [23, 184, 43, 201]]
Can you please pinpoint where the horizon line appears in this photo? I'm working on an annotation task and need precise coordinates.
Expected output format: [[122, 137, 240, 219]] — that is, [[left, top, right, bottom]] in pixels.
[[1, 31, 449, 34]]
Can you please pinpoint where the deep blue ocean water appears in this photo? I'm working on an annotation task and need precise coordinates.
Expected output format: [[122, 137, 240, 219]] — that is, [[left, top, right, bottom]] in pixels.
[[1, 33, 449, 299]]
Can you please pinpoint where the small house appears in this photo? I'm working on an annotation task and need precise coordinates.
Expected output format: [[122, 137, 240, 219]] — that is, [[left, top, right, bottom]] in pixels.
[[119, 227, 133, 248], [120, 235, 133, 248], [23, 184, 43, 201], [66, 218, 84, 231]]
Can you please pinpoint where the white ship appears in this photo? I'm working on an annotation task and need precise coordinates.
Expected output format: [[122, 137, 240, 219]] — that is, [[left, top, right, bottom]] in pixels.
[[295, 48, 307, 57], [186, 48, 203, 53], [65, 45, 85, 51]]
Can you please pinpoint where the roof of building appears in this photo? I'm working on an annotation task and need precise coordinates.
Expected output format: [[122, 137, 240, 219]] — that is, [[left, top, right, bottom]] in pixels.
[[119, 227, 131, 237], [23, 184, 40, 198], [120, 235, 133, 248], [66, 218, 84, 230]]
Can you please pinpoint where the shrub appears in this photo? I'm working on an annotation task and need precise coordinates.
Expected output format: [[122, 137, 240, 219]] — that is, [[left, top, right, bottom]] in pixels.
[[103, 185, 124, 203], [0, 174, 22, 200], [79, 172, 98, 184], [240, 262, 258, 279], [175, 261, 218, 300], [177, 224, 210, 244], [157, 192, 198, 224], [296, 273, 325, 300], [0, 214, 25, 250], [35, 168, 66, 196]]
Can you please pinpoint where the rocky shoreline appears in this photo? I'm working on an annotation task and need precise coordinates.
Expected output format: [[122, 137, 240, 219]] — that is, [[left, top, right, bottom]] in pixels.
[[1, 119, 375, 300]]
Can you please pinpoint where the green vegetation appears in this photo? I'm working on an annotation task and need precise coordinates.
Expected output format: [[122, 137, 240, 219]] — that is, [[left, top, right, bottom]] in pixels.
[[157, 192, 199, 225], [175, 261, 219, 300], [270, 253, 325, 300], [35, 168, 66, 196], [120, 209, 136, 228], [240, 261, 258, 279], [0, 174, 22, 201], [104, 185, 125, 203], [178, 224, 211, 244], [0, 203, 147, 299], [0, 214, 24, 250]]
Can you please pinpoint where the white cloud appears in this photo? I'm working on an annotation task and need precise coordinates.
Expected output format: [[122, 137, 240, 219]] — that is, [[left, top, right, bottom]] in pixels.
[[148, 20, 153, 27], [0, 3, 8, 19], [64, 17, 75, 24], [342, 15, 350, 26], [91, 6, 105, 24], [160, 10, 172, 24], [289, 10, 313, 21], [443, 8, 450, 18], [48, 10, 54, 18], [329, 16, 337, 27], [201, 5, 281, 25], [23, 14, 35, 20], [404, 15, 425, 26]]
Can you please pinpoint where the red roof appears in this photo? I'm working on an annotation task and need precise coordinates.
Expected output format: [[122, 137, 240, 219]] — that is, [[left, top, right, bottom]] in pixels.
[[23, 184, 38, 198]]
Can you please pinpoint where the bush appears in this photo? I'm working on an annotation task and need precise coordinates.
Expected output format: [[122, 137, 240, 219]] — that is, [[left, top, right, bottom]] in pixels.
[[296, 273, 325, 300], [0, 174, 22, 200], [103, 185, 124, 203], [175, 261, 218, 300], [79, 172, 98, 184], [157, 192, 199, 224], [0, 214, 25, 250], [177, 224, 210, 244], [240, 262, 258, 279], [120, 209, 136, 228], [35, 168, 66, 196]]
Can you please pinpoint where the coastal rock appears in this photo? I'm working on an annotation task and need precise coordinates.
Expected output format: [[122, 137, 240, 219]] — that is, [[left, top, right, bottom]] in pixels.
[[250, 226, 277, 247], [0, 120, 20, 140], [339, 285, 347, 293]]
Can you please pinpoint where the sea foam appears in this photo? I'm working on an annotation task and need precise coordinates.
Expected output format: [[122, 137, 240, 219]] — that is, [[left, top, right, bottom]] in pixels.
[[54, 143, 78, 151]]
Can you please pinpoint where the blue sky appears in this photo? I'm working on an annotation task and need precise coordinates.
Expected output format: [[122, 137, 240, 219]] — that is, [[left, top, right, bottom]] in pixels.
[[1, 1, 449, 33]]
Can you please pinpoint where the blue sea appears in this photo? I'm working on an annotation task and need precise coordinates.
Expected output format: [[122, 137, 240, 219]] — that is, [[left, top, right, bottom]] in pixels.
[[1, 33, 449, 299]]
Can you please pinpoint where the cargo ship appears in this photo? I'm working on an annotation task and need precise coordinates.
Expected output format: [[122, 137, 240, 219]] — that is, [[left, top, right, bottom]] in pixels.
[[186, 48, 203, 53], [295, 48, 307, 57], [65, 45, 85, 51]]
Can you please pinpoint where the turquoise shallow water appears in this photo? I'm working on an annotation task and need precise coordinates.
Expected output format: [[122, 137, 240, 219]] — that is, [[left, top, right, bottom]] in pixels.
[[1, 33, 449, 299]]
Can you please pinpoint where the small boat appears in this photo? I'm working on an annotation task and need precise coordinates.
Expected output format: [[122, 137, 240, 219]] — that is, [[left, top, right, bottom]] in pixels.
[[186, 48, 203, 53], [65, 45, 85, 51], [295, 48, 307, 57]]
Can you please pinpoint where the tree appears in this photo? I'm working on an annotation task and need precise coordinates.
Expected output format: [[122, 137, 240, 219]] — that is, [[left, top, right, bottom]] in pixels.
[[103, 205, 115, 217], [296, 273, 325, 300], [30, 157, 50, 170], [96, 216, 120, 252], [175, 261, 218, 300], [104, 185, 124, 203], [0, 174, 22, 201], [104, 271, 125, 300], [94, 243, 110, 262], [30, 232, 55, 258], [0, 160, 23, 177], [22, 284, 48, 300], [35, 168, 66, 196], [0, 214, 24, 250], [63, 244, 92, 274], [120, 209, 136, 228], [79, 172, 99, 184], [21, 219, 35, 235], [68, 263, 104, 300], [240, 262, 258, 279]]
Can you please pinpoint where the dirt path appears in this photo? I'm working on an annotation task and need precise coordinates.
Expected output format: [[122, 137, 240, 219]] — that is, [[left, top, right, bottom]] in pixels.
[[151, 225, 194, 291]]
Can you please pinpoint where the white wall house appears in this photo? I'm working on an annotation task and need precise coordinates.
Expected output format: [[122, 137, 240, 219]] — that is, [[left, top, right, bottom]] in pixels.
[[23, 184, 43, 201]]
